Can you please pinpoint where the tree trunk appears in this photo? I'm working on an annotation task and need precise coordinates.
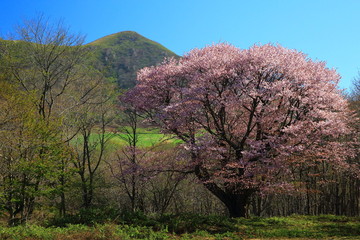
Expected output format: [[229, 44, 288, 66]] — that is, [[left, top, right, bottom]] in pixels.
[[80, 173, 91, 208], [195, 163, 254, 218], [59, 174, 66, 216], [59, 191, 66, 216], [223, 192, 252, 218], [202, 181, 253, 218]]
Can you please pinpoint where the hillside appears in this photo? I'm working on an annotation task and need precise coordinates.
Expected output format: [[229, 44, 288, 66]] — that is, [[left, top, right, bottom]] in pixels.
[[87, 31, 178, 89]]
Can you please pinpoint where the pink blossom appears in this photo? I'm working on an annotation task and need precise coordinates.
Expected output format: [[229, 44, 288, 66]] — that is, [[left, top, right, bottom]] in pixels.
[[125, 43, 357, 198]]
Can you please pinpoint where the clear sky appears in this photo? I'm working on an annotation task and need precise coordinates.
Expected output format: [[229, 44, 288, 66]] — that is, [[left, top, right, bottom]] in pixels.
[[1, 0, 360, 91]]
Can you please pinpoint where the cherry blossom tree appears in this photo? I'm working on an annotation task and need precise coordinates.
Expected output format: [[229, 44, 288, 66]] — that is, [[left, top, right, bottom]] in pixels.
[[125, 43, 356, 217]]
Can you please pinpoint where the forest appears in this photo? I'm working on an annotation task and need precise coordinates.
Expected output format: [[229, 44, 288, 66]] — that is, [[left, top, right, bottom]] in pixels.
[[0, 16, 359, 239]]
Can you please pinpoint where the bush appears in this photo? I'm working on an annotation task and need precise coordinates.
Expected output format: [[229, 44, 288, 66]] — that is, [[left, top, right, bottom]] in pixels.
[[48, 207, 121, 227], [152, 213, 237, 234]]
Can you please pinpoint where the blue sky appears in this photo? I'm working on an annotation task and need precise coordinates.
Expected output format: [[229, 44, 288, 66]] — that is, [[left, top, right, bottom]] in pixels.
[[1, 0, 360, 91]]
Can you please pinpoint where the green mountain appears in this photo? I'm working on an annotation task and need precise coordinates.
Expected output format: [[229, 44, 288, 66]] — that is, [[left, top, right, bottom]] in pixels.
[[87, 31, 178, 89]]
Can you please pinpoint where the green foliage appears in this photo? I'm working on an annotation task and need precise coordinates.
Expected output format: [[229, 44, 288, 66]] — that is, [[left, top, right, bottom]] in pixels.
[[0, 224, 171, 240], [118, 210, 150, 225], [154, 213, 237, 234], [0, 81, 72, 224], [233, 215, 360, 239], [1, 215, 360, 239], [47, 207, 121, 227]]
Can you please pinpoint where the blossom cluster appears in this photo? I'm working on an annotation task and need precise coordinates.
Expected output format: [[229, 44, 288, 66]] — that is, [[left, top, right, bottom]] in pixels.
[[125, 43, 356, 193]]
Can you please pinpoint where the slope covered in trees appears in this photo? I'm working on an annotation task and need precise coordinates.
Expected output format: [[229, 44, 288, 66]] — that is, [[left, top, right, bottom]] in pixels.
[[87, 31, 178, 89], [0, 31, 178, 91]]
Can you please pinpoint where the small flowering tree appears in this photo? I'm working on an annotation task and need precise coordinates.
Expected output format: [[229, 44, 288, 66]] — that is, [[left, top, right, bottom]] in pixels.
[[125, 43, 356, 217], [111, 105, 188, 213]]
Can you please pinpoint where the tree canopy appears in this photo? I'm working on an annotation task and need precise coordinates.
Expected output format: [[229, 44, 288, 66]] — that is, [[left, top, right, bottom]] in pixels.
[[125, 43, 357, 217]]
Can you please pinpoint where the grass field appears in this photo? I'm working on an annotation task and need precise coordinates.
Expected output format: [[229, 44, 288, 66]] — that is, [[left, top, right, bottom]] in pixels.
[[1, 214, 359, 239], [74, 127, 181, 150], [110, 129, 180, 148]]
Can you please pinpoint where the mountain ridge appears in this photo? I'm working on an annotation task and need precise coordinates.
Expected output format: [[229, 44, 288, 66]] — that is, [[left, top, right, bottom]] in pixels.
[[87, 31, 178, 89], [0, 31, 178, 90]]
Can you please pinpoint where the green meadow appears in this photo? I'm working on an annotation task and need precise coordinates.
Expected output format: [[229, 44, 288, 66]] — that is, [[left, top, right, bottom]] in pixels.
[[75, 127, 182, 150], [112, 128, 180, 148]]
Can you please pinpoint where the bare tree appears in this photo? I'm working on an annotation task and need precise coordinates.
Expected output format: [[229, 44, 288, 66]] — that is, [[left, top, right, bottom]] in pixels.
[[4, 14, 87, 122], [351, 72, 360, 101], [71, 78, 116, 209]]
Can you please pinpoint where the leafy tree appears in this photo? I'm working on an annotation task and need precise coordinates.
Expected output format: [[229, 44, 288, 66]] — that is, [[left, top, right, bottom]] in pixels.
[[0, 81, 70, 225], [125, 43, 357, 217], [0, 15, 115, 218]]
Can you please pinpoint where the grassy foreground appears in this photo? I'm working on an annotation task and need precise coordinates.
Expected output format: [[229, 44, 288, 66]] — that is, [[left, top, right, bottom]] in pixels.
[[0, 214, 359, 239]]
